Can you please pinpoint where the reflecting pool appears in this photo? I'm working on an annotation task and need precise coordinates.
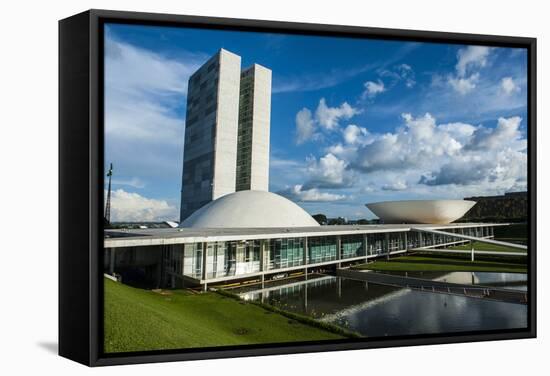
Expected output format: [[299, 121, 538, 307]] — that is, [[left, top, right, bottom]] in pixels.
[[233, 275, 527, 337], [375, 271, 528, 291]]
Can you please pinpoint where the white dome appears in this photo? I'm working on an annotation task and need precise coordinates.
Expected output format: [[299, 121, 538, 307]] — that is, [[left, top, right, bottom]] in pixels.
[[180, 190, 320, 228], [366, 200, 476, 224]]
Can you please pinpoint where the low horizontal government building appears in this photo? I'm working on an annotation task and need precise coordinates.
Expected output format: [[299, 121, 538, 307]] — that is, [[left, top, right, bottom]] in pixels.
[[104, 190, 508, 290]]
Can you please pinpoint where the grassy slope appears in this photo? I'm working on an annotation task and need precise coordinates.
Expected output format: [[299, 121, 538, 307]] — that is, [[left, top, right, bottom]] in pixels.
[[450, 241, 527, 253], [104, 279, 342, 353], [353, 254, 526, 273]]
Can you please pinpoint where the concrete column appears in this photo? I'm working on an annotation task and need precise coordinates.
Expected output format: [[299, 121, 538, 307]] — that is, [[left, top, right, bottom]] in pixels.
[[418, 232, 423, 248], [259, 240, 265, 272], [336, 235, 342, 267], [261, 273, 265, 289], [432, 233, 436, 247], [337, 277, 342, 298], [303, 237, 308, 266], [385, 233, 390, 260], [363, 233, 368, 262], [404, 232, 408, 251], [304, 281, 308, 311], [471, 241, 475, 262], [201, 242, 208, 291], [264, 239, 271, 271]]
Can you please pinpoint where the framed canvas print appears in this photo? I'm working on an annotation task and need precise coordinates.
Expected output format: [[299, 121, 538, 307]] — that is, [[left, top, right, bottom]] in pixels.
[[59, 9, 536, 366]]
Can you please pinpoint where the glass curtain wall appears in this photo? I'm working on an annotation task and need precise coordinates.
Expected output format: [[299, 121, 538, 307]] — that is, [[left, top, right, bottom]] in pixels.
[[308, 236, 337, 263], [388, 232, 406, 252], [200, 240, 265, 279], [366, 233, 385, 255], [162, 244, 184, 285], [175, 226, 494, 281], [341, 235, 365, 259], [205, 241, 229, 279], [183, 243, 203, 279], [267, 237, 304, 270]]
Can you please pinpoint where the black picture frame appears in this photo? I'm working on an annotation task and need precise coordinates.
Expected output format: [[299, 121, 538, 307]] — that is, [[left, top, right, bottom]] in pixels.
[[59, 8, 537, 367]]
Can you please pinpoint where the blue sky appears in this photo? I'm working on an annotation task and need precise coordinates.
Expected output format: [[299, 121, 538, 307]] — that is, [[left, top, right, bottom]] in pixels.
[[104, 23, 528, 222]]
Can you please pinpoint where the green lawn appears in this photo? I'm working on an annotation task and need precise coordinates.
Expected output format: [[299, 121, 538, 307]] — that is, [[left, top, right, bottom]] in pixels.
[[353, 254, 527, 273], [449, 241, 527, 253], [495, 237, 528, 244], [104, 278, 343, 353]]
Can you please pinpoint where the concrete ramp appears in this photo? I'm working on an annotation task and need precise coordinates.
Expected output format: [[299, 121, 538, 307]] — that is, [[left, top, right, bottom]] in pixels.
[[337, 268, 527, 305], [411, 227, 527, 250]]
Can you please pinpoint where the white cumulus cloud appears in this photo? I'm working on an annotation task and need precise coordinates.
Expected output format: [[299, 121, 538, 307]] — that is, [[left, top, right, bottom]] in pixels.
[[303, 153, 356, 189], [295, 108, 317, 145], [294, 98, 360, 144], [466, 116, 524, 150], [107, 189, 178, 222], [500, 77, 520, 95], [449, 73, 480, 95], [310, 113, 527, 196], [351, 113, 462, 173], [382, 181, 408, 191], [315, 98, 360, 131], [279, 185, 346, 202], [363, 79, 386, 98], [448, 46, 492, 95], [456, 46, 491, 77], [343, 124, 371, 145]]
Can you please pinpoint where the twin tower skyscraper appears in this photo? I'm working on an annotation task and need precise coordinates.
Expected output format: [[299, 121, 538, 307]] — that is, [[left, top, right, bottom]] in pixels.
[[180, 49, 272, 221]]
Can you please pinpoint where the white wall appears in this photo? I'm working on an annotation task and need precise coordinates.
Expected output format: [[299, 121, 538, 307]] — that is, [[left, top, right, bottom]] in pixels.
[[250, 64, 272, 191], [0, 1, 547, 375], [213, 49, 241, 199]]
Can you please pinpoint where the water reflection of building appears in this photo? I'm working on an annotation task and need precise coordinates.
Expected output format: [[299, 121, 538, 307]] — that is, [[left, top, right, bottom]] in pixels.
[[238, 275, 409, 321], [235, 274, 527, 337]]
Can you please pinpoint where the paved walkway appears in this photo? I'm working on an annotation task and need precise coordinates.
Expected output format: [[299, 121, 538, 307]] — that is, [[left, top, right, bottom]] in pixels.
[[336, 268, 528, 305]]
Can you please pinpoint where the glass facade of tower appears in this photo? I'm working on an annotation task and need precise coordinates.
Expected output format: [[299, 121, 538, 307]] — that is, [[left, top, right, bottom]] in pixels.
[[236, 67, 254, 191], [180, 54, 222, 220]]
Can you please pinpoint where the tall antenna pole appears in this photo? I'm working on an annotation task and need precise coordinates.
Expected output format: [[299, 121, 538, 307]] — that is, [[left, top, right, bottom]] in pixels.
[[105, 163, 113, 224]]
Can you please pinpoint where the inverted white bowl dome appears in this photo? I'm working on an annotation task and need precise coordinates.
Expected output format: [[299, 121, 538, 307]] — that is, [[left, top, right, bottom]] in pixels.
[[180, 190, 320, 228], [366, 200, 476, 224]]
